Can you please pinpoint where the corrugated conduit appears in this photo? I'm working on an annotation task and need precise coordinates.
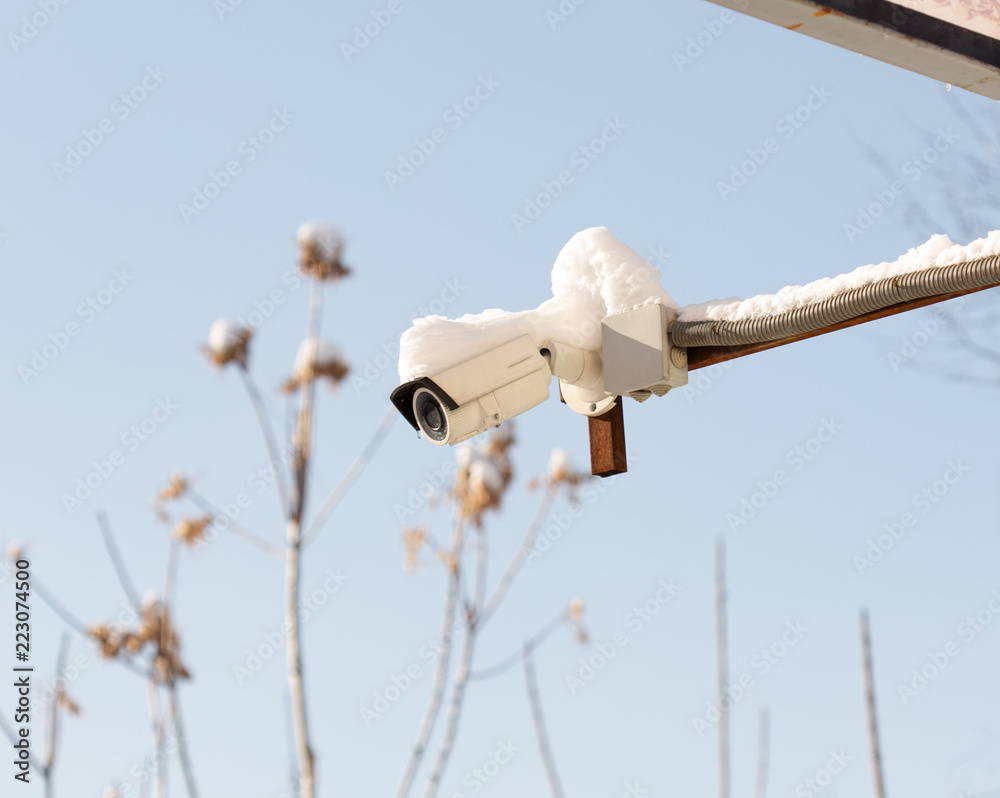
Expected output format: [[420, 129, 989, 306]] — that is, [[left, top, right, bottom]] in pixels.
[[670, 255, 1000, 348]]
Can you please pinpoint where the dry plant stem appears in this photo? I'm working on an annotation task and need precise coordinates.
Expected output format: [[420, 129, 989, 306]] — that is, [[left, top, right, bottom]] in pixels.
[[162, 540, 200, 798], [523, 642, 565, 798], [394, 521, 464, 798], [97, 512, 141, 608], [860, 610, 888, 798], [478, 490, 554, 628], [473, 527, 488, 613], [422, 623, 476, 798], [169, 685, 199, 798], [186, 489, 285, 560], [147, 681, 167, 798], [286, 280, 324, 798], [753, 708, 770, 798], [42, 633, 71, 797], [470, 610, 570, 681], [423, 514, 489, 798], [715, 539, 730, 798], [239, 366, 291, 518], [394, 573, 459, 798], [301, 405, 397, 546]]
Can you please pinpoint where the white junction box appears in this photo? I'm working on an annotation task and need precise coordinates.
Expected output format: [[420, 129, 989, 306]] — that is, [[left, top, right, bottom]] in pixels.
[[601, 304, 688, 399]]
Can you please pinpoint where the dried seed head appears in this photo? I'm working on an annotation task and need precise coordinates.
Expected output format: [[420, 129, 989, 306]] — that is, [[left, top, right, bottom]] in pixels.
[[157, 471, 188, 502], [568, 597, 589, 644], [283, 338, 350, 392], [5, 540, 23, 561], [88, 598, 191, 682], [87, 624, 123, 659], [297, 221, 350, 282], [203, 319, 252, 369], [530, 447, 590, 500], [548, 448, 570, 481], [402, 526, 428, 572], [453, 429, 514, 526], [172, 515, 212, 548]]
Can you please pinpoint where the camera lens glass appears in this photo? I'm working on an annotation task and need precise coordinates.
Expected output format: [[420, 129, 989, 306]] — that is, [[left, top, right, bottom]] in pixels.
[[414, 390, 448, 442]]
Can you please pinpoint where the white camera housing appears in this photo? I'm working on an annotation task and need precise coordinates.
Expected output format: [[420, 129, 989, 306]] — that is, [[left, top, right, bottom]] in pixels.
[[392, 304, 688, 445], [390, 335, 552, 446]]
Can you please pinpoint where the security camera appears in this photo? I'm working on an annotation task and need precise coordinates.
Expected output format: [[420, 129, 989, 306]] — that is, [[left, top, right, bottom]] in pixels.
[[390, 335, 553, 446], [391, 305, 689, 446]]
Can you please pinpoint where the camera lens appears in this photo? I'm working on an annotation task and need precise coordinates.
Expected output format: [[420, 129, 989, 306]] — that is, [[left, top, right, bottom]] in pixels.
[[414, 389, 448, 443]]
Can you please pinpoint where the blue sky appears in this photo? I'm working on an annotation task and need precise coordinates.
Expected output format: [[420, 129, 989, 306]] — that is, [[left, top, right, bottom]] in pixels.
[[1, 1, 999, 796]]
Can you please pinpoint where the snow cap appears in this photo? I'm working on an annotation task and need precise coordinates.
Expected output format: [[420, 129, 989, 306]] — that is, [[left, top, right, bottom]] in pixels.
[[398, 227, 678, 381]]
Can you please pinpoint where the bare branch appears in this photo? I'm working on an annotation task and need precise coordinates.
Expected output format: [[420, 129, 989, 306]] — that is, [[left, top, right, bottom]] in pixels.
[[301, 405, 397, 547], [753, 708, 770, 798], [160, 539, 200, 798], [715, 538, 729, 798], [169, 686, 199, 798], [478, 490, 554, 628], [861, 609, 888, 798], [523, 642, 565, 798], [42, 632, 72, 797], [394, 525, 464, 798], [186, 489, 286, 560], [285, 278, 324, 798], [146, 681, 167, 798], [422, 622, 476, 798], [470, 609, 570, 681], [238, 366, 290, 518], [96, 512, 141, 609]]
